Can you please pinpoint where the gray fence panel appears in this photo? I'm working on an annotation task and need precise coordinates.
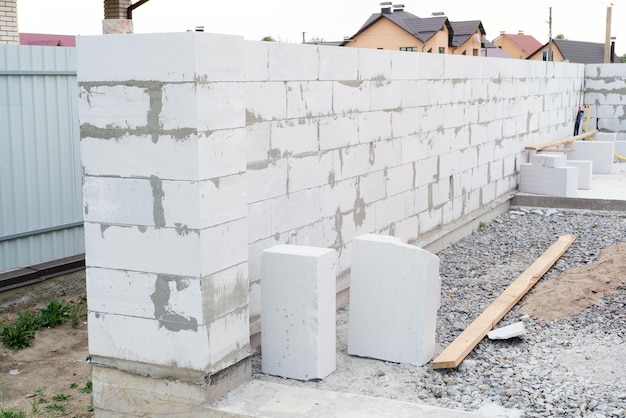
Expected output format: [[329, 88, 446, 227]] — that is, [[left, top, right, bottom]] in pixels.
[[0, 45, 83, 272]]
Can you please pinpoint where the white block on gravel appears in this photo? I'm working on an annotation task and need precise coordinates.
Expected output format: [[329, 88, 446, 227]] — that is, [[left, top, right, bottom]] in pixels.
[[519, 164, 578, 197], [348, 234, 440, 366], [566, 160, 593, 190], [261, 244, 336, 381]]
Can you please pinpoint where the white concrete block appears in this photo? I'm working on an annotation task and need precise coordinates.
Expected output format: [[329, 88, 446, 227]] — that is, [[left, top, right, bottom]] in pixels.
[[359, 111, 392, 143], [77, 33, 244, 83], [519, 164, 578, 197], [593, 132, 617, 142], [160, 83, 198, 130], [78, 85, 150, 130], [390, 50, 420, 80], [83, 175, 246, 229], [270, 118, 318, 156], [88, 312, 211, 371], [319, 178, 359, 216], [245, 159, 288, 203], [530, 152, 567, 168], [243, 40, 269, 82], [286, 81, 333, 118], [246, 122, 271, 163], [348, 234, 440, 366], [419, 54, 444, 79], [370, 80, 403, 111], [487, 322, 526, 340], [615, 141, 626, 156], [270, 189, 322, 233], [391, 107, 420, 138], [268, 42, 318, 81], [196, 82, 245, 131], [386, 164, 414, 197], [197, 128, 247, 179], [373, 193, 406, 230], [318, 114, 359, 150], [288, 153, 334, 193], [332, 80, 371, 114], [318, 45, 358, 81], [245, 82, 287, 123], [207, 308, 250, 368], [566, 160, 593, 190], [440, 150, 461, 178], [248, 200, 272, 243], [358, 48, 392, 81], [261, 244, 336, 380], [85, 219, 247, 277], [567, 141, 614, 174]]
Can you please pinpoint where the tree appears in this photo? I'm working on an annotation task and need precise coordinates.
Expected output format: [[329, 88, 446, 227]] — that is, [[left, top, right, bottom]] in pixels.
[[261, 36, 276, 42], [555, 34, 566, 39], [308, 35, 325, 43], [621, 53, 626, 64]]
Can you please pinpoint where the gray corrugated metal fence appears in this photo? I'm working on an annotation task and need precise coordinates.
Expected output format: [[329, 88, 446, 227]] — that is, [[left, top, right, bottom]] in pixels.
[[0, 45, 83, 272]]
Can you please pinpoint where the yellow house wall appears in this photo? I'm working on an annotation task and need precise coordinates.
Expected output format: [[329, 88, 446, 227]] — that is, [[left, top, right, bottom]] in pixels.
[[493, 36, 526, 59], [527, 44, 565, 62], [453, 31, 482, 55], [423, 28, 450, 53], [344, 18, 424, 50]]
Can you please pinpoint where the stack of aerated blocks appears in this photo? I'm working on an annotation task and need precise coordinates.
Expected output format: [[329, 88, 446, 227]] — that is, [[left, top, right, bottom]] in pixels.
[[78, 33, 251, 413], [520, 153, 579, 197]]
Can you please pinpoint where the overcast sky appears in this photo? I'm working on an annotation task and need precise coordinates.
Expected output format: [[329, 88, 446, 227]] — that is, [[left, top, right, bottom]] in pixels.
[[17, 0, 624, 54]]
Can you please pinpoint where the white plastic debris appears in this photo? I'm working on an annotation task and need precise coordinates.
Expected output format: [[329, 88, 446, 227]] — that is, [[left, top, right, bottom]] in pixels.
[[487, 322, 526, 340]]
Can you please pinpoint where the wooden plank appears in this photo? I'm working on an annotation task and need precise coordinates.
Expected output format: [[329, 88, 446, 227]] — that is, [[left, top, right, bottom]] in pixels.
[[537, 148, 576, 153], [525, 130, 598, 151], [432, 234, 576, 369]]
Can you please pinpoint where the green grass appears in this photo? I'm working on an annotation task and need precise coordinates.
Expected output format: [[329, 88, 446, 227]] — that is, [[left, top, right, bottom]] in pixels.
[[0, 299, 82, 350], [0, 408, 27, 418]]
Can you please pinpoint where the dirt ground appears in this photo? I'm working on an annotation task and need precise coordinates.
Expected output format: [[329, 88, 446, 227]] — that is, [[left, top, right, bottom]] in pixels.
[[0, 244, 624, 416]]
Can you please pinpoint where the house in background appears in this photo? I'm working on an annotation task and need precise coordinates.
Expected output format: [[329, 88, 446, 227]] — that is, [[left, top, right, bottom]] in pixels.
[[19, 33, 76, 47], [482, 39, 511, 58], [492, 31, 542, 59], [527, 39, 618, 64], [342, 4, 485, 56]]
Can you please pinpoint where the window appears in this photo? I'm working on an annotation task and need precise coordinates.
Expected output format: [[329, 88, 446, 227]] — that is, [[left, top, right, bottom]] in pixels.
[[427, 48, 432, 53], [542, 51, 553, 61], [473, 49, 478, 56], [377, 47, 383, 50], [399, 47, 418, 52], [438, 47, 445, 54], [462, 50, 466, 55]]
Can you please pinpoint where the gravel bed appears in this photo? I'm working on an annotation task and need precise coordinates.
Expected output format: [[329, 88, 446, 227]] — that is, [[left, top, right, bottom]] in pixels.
[[252, 207, 626, 417]]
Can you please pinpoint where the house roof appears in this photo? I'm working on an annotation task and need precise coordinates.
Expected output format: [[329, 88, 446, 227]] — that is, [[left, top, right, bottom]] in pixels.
[[550, 39, 616, 64], [495, 33, 542, 55], [19, 33, 76, 47], [449, 20, 485, 46], [345, 11, 453, 44]]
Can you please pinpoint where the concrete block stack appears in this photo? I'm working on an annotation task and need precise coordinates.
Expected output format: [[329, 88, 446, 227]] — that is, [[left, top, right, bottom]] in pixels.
[[78, 33, 251, 414], [520, 153, 579, 197]]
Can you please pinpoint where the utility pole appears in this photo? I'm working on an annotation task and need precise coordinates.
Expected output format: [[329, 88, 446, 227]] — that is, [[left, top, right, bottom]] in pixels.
[[547, 7, 553, 61], [604, 5, 612, 63]]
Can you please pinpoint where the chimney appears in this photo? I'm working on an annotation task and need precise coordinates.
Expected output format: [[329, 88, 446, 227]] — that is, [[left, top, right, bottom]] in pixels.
[[393, 4, 405, 12], [380, 1, 392, 14], [103, 0, 134, 34], [518, 30, 524, 35]]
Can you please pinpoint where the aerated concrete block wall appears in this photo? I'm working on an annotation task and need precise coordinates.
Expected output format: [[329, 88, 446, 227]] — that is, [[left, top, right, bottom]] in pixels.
[[78, 33, 251, 413], [77, 32, 583, 411], [244, 44, 583, 327], [584, 64, 626, 142]]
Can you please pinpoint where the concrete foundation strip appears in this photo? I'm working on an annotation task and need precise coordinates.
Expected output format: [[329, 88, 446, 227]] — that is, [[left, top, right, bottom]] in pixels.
[[432, 233, 576, 369]]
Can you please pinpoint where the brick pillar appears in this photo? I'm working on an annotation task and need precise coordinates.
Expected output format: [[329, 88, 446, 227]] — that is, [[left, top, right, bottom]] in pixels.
[[77, 32, 250, 415], [102, 0, 133, 34], [0, 0, 18, 45]]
